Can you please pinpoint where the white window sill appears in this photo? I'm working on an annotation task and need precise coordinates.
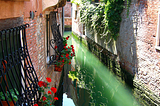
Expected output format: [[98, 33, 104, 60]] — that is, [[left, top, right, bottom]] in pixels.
[[155, 46, 160, 50]]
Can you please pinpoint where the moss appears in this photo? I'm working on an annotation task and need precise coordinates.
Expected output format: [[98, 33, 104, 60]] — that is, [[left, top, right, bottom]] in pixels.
[[133, 80, 160, 105]]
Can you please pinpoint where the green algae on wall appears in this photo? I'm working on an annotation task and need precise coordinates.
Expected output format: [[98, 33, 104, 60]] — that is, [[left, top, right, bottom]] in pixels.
[[71, 32, 160, 106]]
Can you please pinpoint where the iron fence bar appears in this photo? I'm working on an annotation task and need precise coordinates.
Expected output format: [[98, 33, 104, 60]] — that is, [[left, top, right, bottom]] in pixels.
[[8, 29, 23, 100], [22, 24, 40, 105], [3, 28, 22, 105]]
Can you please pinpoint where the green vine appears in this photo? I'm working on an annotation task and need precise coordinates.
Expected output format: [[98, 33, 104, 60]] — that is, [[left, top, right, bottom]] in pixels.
[[79, 0, 131, 40]]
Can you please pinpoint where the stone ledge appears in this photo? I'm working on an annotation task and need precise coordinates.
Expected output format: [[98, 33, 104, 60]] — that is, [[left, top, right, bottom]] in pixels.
[[133, 80, 160, 105]]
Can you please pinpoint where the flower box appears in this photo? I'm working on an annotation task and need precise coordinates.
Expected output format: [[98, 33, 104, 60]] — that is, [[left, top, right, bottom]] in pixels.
[[54, 64, 64, 72]]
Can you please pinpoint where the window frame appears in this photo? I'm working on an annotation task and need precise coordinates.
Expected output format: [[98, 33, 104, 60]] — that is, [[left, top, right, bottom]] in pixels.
[[156, 7, 160, 50]]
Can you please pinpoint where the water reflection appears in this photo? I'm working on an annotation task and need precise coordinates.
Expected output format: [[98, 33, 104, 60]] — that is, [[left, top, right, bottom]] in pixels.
[[62, 33, 140, 106]]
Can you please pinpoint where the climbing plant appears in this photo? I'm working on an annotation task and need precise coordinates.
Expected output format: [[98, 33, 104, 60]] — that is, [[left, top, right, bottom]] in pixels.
[[79, 0, 131, 40]]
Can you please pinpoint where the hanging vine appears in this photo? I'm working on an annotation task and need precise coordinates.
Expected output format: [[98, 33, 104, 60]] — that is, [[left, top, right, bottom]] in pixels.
[[79, 0, 131, 40]]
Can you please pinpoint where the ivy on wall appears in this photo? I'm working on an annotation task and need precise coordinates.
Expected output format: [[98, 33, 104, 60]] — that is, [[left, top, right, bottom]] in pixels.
[[78, 0, 131, 40]]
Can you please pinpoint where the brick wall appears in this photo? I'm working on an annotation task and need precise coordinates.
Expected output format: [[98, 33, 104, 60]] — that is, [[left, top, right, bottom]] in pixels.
[[24, 16, 47, 80], [64, 2, 72, 17], [117, 0, 160, 104], [64, 2, 72, 31], [118, 0, 160, 96]]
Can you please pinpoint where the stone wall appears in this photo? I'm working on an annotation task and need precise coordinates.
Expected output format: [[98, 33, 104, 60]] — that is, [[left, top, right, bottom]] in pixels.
[[118, 0, 160, 100]]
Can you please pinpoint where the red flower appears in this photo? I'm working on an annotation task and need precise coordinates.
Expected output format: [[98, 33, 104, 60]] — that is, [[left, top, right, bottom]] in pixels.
[[66, 53, 69, 57], [34, 104, 38, 106], [55, 46, 57, 49], [46, 77, 52, 83], [65, 44, 67, 46], [43, 82, 47, 87], [68, 46, 70, 49], [54, 97, 59, 100], [66, 36, 69, 40], [62, 59, 65, 63], [64, 46, 66, 49], [48, 91, 52, 94], [42, 96, 47, 101], [71, 53, 73, 56], [67, 57, 70, 59], [38, 81, 44, 87], [72, 49, 75, 53], [69, 61, 71, 65], [71, 45, 74, 48], [61, 55, 63, 57], [51, 87, 57, 93]]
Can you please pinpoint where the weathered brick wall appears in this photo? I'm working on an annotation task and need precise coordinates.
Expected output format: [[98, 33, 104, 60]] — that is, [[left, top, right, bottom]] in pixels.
[[64, 2, 72, 17], [24, 16, 47, 80], [64, 1, 72, 31], [117, 0, 160, 104]]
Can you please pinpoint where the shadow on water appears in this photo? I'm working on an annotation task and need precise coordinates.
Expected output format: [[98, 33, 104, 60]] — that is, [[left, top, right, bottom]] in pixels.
[[56, 31, 140, 106]]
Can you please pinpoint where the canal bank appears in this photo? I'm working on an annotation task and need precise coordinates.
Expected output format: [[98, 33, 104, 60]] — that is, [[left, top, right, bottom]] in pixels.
[[71, 32, 160, 106], [59, 32, 140, 106]]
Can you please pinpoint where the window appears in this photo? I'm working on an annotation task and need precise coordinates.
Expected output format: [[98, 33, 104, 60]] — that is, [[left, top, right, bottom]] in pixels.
[[83, 23, 85, 35], [46, 13, 57, 64], [156, 7, 160, 50], [75, 10, 77, 20], [46, 11, 63, 64]]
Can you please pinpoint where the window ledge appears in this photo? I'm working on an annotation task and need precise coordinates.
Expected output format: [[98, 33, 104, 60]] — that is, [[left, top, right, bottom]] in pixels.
[[155, 46, 160, 50]]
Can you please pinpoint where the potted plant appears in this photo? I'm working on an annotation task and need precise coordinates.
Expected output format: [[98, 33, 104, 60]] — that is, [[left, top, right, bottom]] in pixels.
[[0, 89, 19, 106], [54, 36, 75, 72], [34, 77, 58, 106]]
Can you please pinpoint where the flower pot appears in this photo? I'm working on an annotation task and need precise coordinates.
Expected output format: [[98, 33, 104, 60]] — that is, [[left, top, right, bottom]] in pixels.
[[54, 64, 64, 72], [1, 101, 14, 106]]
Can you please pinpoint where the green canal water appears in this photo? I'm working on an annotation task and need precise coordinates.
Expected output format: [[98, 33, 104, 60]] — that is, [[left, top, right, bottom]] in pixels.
[[62, 32, 140, 106]]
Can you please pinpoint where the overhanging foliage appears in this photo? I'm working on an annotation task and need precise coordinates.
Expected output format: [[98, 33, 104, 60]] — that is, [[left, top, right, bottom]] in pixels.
[[79, 0, 131, 40]]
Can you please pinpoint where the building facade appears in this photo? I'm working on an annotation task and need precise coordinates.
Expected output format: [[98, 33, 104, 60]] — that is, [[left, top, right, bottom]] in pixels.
[[0, 0, 66, 104]]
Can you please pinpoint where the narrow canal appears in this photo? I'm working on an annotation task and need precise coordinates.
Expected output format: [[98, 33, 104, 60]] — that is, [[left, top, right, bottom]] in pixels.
[[59, 32, 140, 106]]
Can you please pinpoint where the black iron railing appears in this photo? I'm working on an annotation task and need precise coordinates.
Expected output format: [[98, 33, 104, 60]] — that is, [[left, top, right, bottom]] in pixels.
[[48, 23, 64, 64], [46, 12, 64, 65], [0, 24, 41, 106]]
